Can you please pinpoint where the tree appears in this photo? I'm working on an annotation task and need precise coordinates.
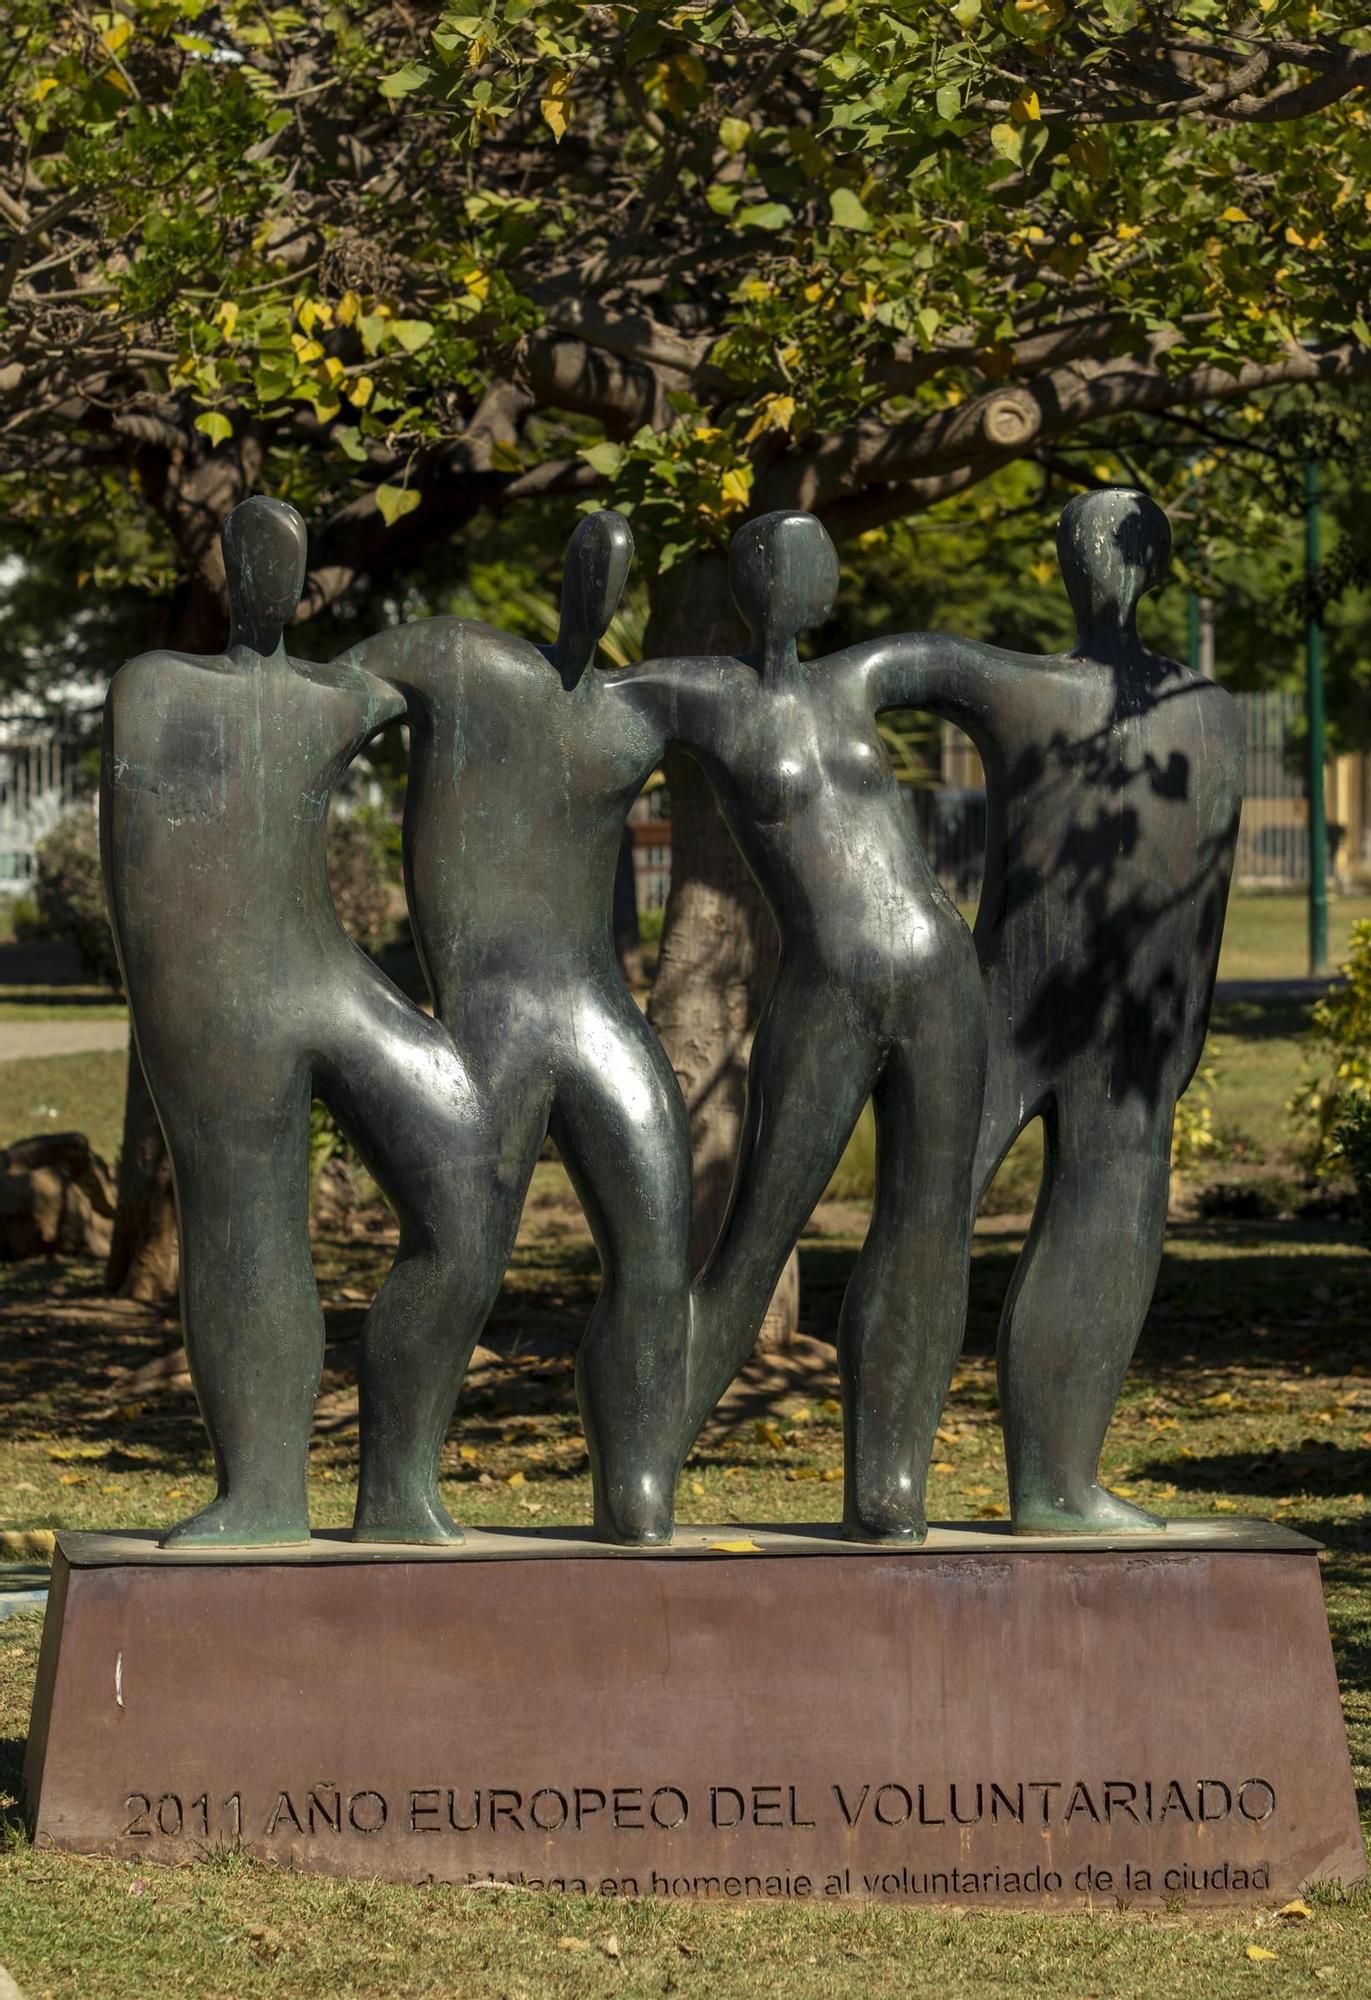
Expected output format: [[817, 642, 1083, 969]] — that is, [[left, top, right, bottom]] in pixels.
[[4, 1, 1370, 1303]]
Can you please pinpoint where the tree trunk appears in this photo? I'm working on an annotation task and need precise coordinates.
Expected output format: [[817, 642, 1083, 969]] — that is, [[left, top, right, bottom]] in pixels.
[[643, 552, 800, 1348], [106, 439, 254, 1303], [105, 1041, 178, 1301]]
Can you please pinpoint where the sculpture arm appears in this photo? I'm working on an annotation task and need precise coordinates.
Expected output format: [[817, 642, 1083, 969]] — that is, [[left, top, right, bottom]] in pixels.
[[606, 656, 735, 757], [861, 631, 1028, 735]]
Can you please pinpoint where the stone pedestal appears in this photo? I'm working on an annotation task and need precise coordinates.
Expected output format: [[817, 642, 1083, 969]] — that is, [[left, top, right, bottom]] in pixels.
[[25, 1521, 1364, 1906]]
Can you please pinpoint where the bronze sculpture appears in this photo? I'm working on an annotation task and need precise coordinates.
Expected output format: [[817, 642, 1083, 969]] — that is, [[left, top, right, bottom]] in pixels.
[[623, 513, 987, 1542], [99, 487, 1243, 1549], [867, 489, 1244, 1531], [336, 511, 692, 1547], [101, 499, 497, 1548]]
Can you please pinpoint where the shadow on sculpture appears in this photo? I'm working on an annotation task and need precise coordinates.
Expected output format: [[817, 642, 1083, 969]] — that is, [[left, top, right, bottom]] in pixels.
[[868, 488, 1245, 1531]]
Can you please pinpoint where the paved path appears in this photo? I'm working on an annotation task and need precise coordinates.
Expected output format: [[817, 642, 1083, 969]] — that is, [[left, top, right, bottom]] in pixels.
[[0, 1017, 128, 1062]]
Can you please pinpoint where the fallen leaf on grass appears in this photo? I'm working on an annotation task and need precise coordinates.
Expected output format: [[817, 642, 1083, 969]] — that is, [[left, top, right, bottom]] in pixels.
[[558, 1936, 590, 1952], [689, 1479, 704, 1497], [504, 1470, 526, 1488], [602, 1933, 622, 1960], [1277, 1898, 1313, 1920], [1246, 1944, 1277, 1961], [753, 1420, 785, 1449], [820, 1468, 842, 1483], [786, 1467, 820, 1482]]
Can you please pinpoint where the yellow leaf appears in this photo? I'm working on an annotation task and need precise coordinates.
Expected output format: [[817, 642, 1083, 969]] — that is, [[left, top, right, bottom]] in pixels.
[[375, 483, 420, 527], [558, 1937, 590, 1952], [540, 71, 569, 143], [1115, 222, 1142, 241], [791, 1406, 812, 1425], [337, 291, 361, 327], [1246, 1945, 1277, 1961], [504, 1469, 526, 1488], [931, 1460, 956, 1473], [820, 1467, 842, 1482], [720, 466, 753, 510], [787, 1467, 820, 1481], [30, 76, 61, 102], [1220, 206, 1248, 223], [803, 282, 824, 303], [59, 1472, 88, 1486], [214, 300, 240, 339], [689, 1479, 704, 1497], [347, 376, 374, 408], [1277, 1899, 1313, 1921], [1012, 90, 1041, 124], [1285, 223, 1306, 247], [1201, 1390, 1234, 1408], [457, 1444, 479, 1463], [101, 18, 133, 54], [753, 1419, 785, 1449], [322, 356, 344, 385], [463, 268, 491, 301], [1031, 558, 1054, 585], [710, 1539, 762, 1553], [1213, 1498, 1238, 1512]]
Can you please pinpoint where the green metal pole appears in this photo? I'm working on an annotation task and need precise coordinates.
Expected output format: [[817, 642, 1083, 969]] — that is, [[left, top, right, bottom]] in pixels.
[[1187, 583, 1200, 674], [1305, 451, 1330, 976]]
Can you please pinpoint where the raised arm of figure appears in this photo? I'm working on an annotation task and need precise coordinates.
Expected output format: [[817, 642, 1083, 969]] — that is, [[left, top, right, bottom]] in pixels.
[[861, 630, 1035, 734]]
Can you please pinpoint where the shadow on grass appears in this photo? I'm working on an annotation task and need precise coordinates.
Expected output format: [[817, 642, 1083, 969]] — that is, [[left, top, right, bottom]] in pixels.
[[0, 1735, 26, 1842]]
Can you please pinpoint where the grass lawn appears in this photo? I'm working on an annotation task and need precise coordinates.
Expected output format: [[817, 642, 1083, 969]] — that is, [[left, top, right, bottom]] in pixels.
[[1, 1179, 1369, 1997], [1215, 893, 1371, 984]]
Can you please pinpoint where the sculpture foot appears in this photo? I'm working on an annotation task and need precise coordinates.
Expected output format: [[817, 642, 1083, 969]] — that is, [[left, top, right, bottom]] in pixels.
[[842, 1509, 928, 1547], [160, 1496, 309, 1549], [1011, 1484, 1163, 1536], [352, 1491, 464, 1546], [593, 1474, 675, 1547]]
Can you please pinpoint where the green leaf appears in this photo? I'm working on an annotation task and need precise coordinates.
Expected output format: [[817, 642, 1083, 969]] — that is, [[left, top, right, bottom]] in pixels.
[[705, 184, 739, 217], [935, 84, 960, 121], [334, 426, 367, 463], [829, 187, 872, 232], [916, 306, 941, 343], [389, 319, 434, 354], [990, 122, 1023, 165], [194, 411, 232, 445], [379, 63, 433, 101], [735, 202, 793, 232], [579, 441, 625, 478], [375, 483, 420, 526], [954, 0, 981, 21], [718, 116, 750, 155]]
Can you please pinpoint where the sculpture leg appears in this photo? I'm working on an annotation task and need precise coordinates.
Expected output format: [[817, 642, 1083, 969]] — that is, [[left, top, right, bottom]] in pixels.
[[840, 986, 986, 1545], [687, 972, 879, 1446], [161, 1063, 319, 1547], [554, 988, 693, 1545], [999, 1092, 1173, 1534], [323, 990, 547, 1545]]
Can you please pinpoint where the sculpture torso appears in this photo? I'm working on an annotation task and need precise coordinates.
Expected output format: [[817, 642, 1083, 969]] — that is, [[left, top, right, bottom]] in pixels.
[[103, 646, 403, 1068], [629, 650, 960, 996], [348, 620, 665, 1025]]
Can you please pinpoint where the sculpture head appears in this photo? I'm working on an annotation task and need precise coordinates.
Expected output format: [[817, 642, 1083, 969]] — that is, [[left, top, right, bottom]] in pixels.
[[1057, 489, 1171, 657], [729, 512, 840, 672], [552, 510, 635, 687], [223, 497, 308, 658]]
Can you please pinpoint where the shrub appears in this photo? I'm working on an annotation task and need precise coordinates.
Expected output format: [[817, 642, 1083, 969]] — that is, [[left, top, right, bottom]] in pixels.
[[1331, 1091, 1371, 1249], [34, 807, 121, 987], [1289, 919, 1371, 1172]]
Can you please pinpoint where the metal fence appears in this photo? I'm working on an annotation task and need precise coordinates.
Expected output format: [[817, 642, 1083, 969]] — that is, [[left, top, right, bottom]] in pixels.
[[0, 721, 94, 889]]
